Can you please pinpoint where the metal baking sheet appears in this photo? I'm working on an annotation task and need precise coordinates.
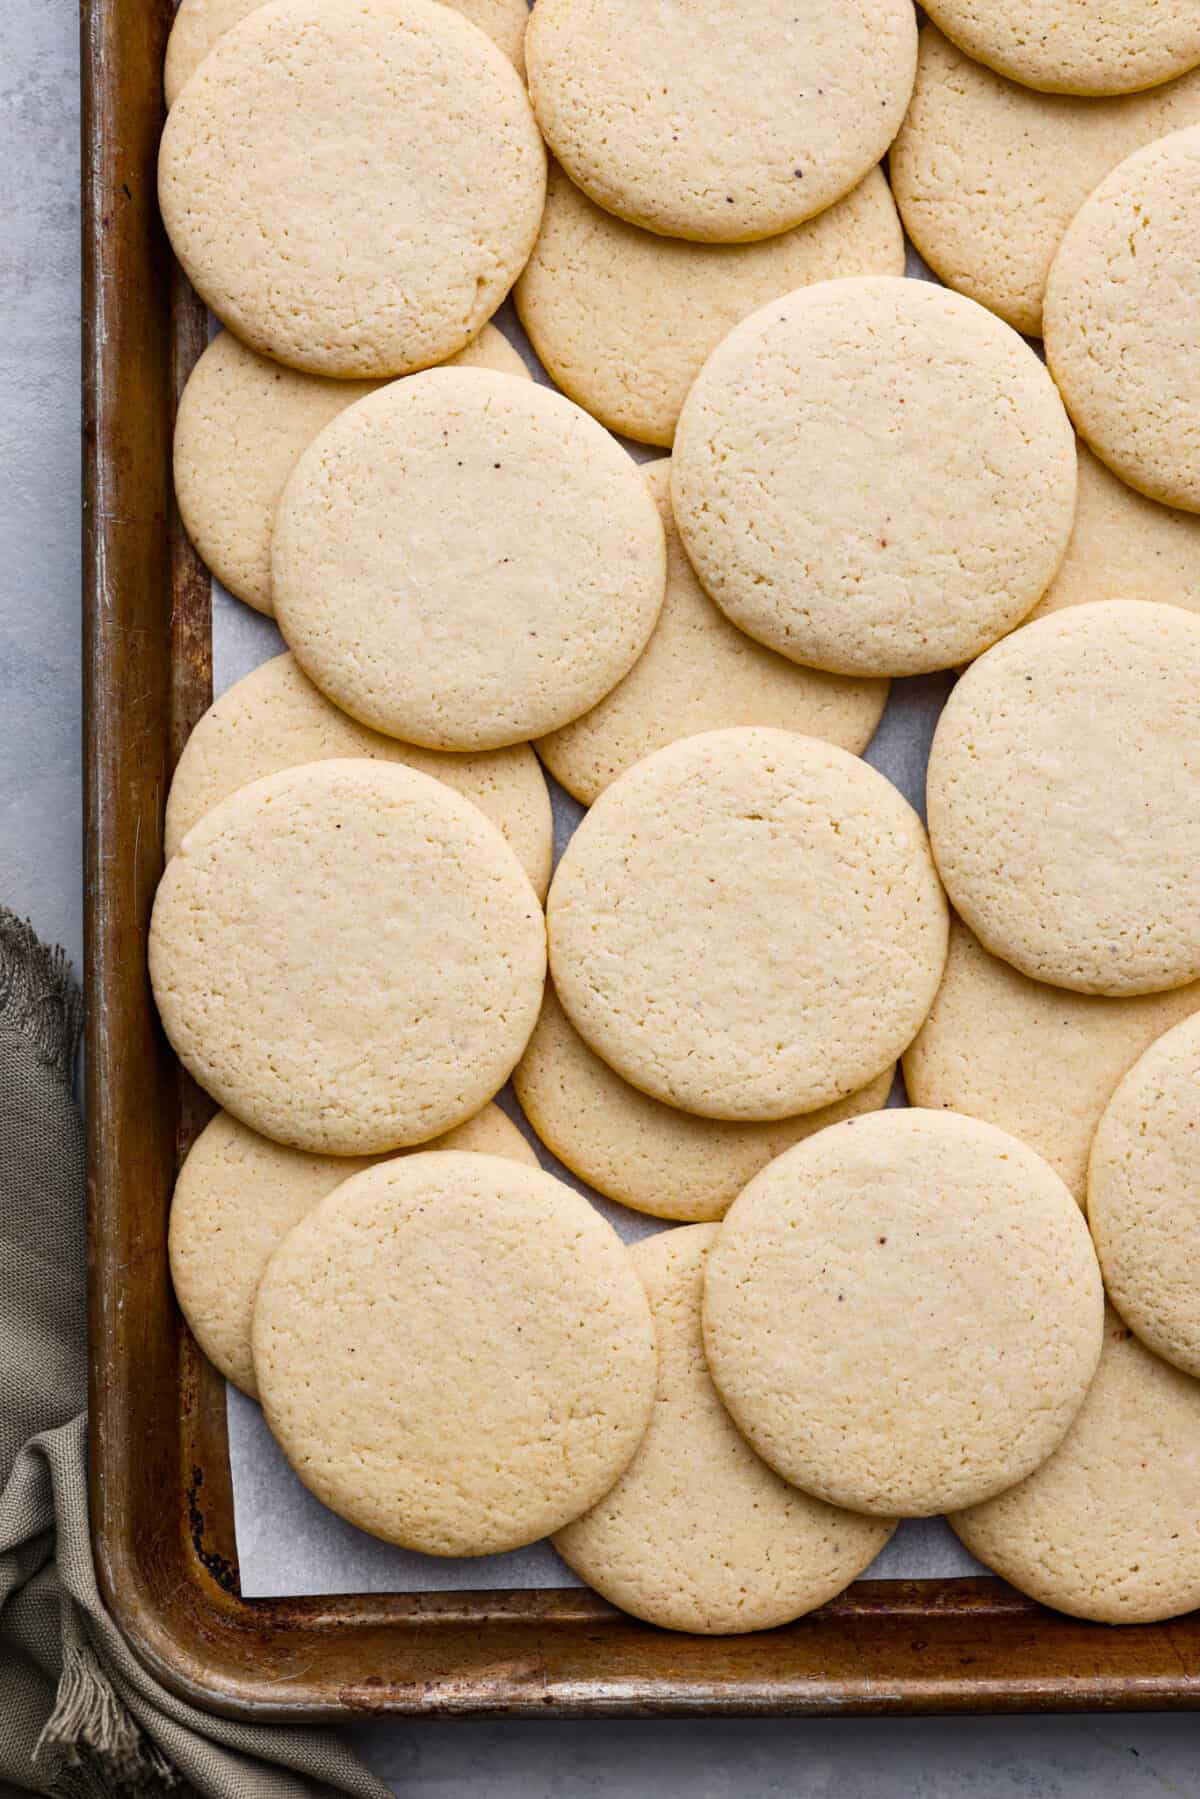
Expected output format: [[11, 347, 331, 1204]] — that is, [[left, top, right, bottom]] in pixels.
[[87, 0, 1200, 1711], [216, 280, 987, 1600]]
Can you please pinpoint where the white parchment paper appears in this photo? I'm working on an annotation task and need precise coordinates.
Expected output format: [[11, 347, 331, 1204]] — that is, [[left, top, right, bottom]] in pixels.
[[214, 276, 989, 1597]]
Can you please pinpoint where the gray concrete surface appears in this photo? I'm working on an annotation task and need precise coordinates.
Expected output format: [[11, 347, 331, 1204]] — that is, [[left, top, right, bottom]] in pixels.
[[4, 1, 1197, 1791], [2, 0, 83, 972]]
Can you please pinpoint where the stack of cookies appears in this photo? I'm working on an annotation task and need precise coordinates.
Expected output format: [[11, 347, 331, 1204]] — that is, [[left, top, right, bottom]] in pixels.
[[153, 0, 1200, 1634]]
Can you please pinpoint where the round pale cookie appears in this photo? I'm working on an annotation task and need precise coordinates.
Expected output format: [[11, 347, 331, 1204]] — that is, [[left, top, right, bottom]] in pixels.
[[1030, 445, 1200, 622], [164, 0, 530, 105], [514, 985, 895, 1223], [165, 0, 266, 102], [158, 0, 545, 378], [164, 654, 553, 900], [927, 601, 1200, 997], [890, 29, 1200, 338], [169, 1103, 536, 1398], [252, 1154, 657, 1555], [903, 918, 1200, 1205], [1088, 1014, 1200, 1378], [951, 1308, 1200, 1623], [525, 0, 916, 244], [273, 369, 665, 751], [547, 729, 947, 1122], [672, 278, 1076, 678], [1045, 128, 1200, 513], [922, 0, 1200, 96], [173, 325, 530, 617], [536, 462, 888, 805], [554, 1227, 896, 1633], [149, 759, 546, 1154], [514, 163, 903, 449], [703, 1110, 1104, 1517]]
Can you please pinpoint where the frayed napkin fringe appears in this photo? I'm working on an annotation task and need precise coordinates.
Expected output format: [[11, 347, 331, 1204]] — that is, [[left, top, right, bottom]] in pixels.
[[0, 906, 83, 1082], [39, 1625, 182, 1798]]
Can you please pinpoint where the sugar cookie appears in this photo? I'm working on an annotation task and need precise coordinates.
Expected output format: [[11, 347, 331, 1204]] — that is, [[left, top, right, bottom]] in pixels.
[[703, 1110, 1103, 1516], [158, 0, 545, 377], [526, 0, 916, 243], [548, 728, 947, 1121], [165, 654, 553, 900], [536, 462, 888, 805], [273, 369, 665, 750], [903, 917, 1200, 1204], [515, 163, 903, 448], [890, 28, 1200, 337], [169, 1103, 536, 1397], [1045, 128, 1200, 513], [173, 325, 530, 617], [554, 1227, 896, 1633], [165, 0, 267, 102], [923, 0, 1200, 96], [164, 0, 530, 105], [252, 1154, 657, 1555], [1031, 445, 1200, 622], [927, 602, 1200, 996], [514, 985, 895, 1222], [951, 1309, 1200, 1623], [672, 277, 1076, 677], [1088, 1013, 1200, 1378], [149, 760, 546, 1154]]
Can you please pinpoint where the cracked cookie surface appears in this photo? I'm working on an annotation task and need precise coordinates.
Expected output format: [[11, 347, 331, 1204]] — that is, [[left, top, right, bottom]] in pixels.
[[159, 0, 545, 376]]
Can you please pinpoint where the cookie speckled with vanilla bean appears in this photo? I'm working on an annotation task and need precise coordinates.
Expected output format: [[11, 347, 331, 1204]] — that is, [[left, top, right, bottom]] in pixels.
[[703, 1109, 1103, 1516], [173, 325, 529, 618], [273, 368, 666, 751], [525, 0, 916, 243]]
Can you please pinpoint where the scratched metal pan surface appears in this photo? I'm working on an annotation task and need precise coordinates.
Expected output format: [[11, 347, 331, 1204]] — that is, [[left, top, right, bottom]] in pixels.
[[81, 0, 1200, 1720]]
